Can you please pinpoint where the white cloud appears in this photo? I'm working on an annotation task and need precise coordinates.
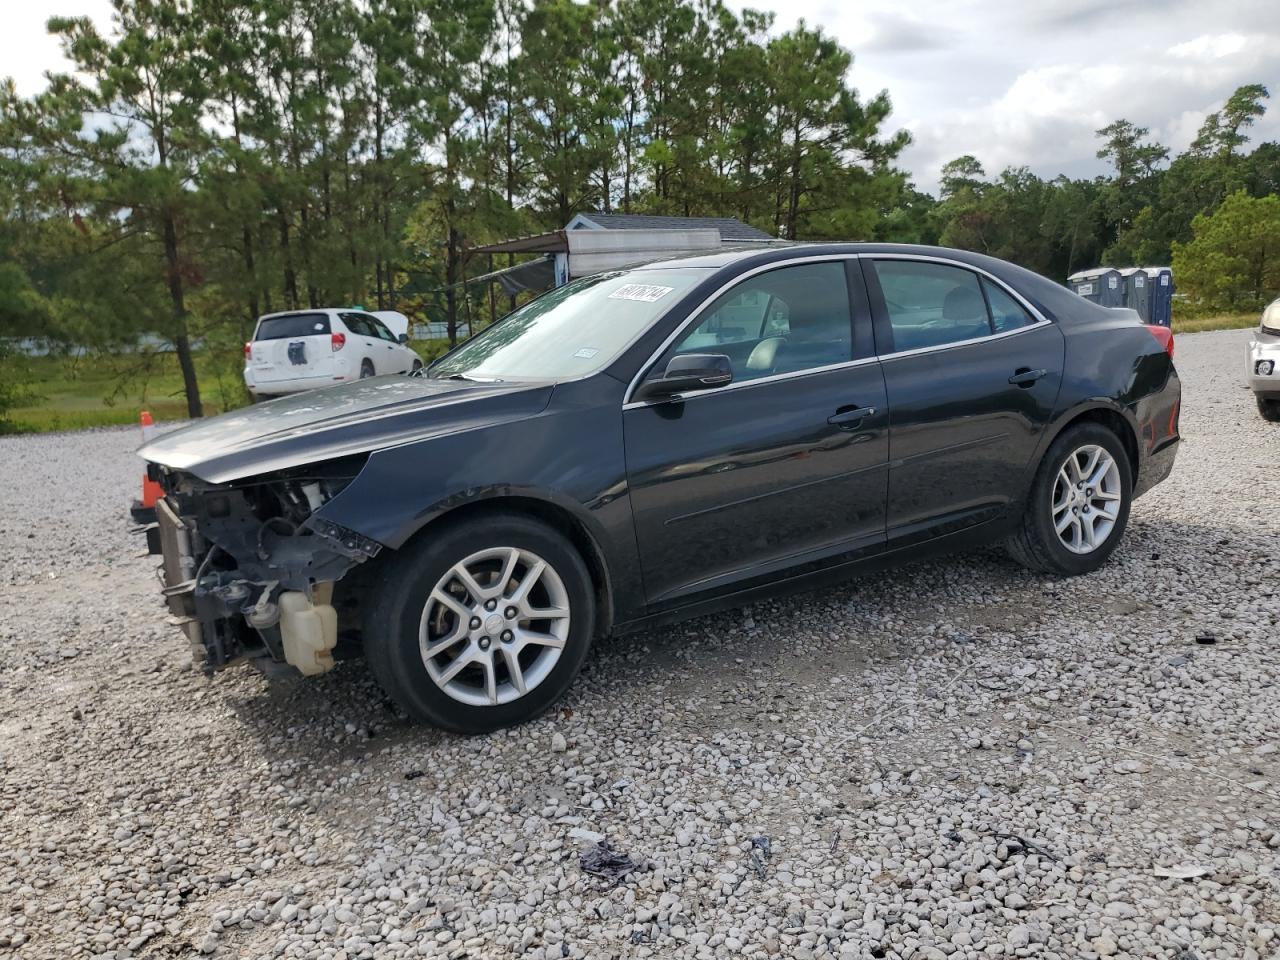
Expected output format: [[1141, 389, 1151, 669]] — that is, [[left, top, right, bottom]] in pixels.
[[1168, 32, 1250, 60], [1, 0, 113, 97], [728, 0, 1280, 192]]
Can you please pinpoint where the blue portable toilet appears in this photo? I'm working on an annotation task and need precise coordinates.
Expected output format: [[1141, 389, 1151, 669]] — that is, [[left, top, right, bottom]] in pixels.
[[1119, 268, 1152, 323], [1144, 267, 1173, 326], [1067, 267, 1125, 307]]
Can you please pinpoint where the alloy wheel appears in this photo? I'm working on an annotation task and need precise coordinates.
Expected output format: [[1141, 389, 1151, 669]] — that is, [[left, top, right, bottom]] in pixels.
[[1051, 444, 1122, 555], [418, 547, 571, 706]]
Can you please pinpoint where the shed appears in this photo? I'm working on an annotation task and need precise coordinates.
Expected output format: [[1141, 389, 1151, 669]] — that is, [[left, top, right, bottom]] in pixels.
[[472, 213, 773, 291], [1067, 267, 1125, 307]]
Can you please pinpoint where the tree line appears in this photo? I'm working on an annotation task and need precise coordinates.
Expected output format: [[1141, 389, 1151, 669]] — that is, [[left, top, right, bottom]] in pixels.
[[0, 0, 1276, 419], [905, 83, 1279, 298], [0, 0, 909, 415]]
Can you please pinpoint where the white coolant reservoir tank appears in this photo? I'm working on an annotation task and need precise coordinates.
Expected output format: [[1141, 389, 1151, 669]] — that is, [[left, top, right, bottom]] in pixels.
[[278, 585, 338, 676]]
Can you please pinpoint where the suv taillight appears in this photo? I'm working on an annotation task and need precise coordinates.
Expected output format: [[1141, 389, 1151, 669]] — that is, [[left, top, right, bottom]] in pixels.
[[243, 341, 251, 359], [1146, 324, 1174, 359], [331, 332, 346, 351]]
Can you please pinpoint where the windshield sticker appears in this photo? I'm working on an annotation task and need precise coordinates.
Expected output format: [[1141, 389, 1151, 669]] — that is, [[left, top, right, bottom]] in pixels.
[[573, 347, 600, 359], [609, 283, 674, 303]]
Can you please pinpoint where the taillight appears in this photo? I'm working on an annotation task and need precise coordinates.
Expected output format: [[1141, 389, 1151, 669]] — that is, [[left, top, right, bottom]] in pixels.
[[331, 332, 346, 351], [1146, 324, 1174, 359], [243, 341, 252, 359]]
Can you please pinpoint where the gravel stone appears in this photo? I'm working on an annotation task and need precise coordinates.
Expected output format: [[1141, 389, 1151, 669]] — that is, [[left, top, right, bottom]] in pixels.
[[1, 329, 1278, 959]]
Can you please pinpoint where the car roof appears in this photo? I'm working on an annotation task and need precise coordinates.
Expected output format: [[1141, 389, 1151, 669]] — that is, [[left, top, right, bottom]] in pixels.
[[632, 241, 1100, 325], [257, 308, 341, 321], [630, 241, 1017, 273]]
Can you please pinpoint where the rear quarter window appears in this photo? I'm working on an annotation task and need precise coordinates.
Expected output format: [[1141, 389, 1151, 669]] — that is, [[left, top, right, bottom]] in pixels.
[[255, 313, 331, 340]]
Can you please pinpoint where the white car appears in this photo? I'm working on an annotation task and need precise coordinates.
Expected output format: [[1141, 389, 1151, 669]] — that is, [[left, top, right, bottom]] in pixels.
[[1247, 299, 1280, 422], [243, 309, 422, 399]]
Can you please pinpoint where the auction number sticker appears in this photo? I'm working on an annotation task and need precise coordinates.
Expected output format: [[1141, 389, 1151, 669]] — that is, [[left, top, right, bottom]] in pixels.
[[609, 283, 673, 302]]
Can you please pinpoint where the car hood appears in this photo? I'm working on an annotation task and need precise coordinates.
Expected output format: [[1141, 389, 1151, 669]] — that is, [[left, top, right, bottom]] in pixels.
[[138, 375, 555, 484]]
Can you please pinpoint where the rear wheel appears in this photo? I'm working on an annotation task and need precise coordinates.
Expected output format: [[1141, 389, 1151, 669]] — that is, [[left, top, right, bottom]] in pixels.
[[360, 359, 375, 379], [411, 359, 423, 374], [1005, 422, 1133, 576], [1258, 396, 1280, 422], [363, 513, 595, 733]]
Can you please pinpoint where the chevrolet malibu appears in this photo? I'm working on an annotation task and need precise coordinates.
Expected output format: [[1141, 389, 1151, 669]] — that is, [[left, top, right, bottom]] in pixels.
[[135, 244, 1181, 733]]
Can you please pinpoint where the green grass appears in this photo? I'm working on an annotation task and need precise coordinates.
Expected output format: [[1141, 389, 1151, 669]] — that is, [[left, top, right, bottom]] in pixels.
[[2, 339, 454, 434], [1171, 311, 1260, 334]]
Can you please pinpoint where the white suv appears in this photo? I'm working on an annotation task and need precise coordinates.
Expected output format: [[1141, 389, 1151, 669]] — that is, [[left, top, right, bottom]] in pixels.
[[243, 309, 422, 399]]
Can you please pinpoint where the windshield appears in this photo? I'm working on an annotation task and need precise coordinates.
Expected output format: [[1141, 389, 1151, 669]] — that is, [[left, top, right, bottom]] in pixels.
[[429, 268, 708, 381]]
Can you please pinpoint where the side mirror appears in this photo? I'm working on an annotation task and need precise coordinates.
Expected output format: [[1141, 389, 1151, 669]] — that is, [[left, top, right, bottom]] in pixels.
[[397, 333, 409, 344], [633, 353, 733, 402]]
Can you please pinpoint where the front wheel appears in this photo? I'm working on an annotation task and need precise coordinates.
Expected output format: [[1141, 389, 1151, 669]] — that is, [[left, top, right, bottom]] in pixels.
[[1258, 396, 1280, 422], [1005, 422, 1133, 576], [363, 513, 595, 733]]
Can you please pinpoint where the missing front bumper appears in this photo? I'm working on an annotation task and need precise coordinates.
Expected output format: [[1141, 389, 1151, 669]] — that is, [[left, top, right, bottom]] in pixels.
[[146, 489, 374, 675]]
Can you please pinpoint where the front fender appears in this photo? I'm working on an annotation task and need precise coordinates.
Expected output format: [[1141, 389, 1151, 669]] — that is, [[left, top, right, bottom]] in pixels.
[[312, 378, 646, 621]]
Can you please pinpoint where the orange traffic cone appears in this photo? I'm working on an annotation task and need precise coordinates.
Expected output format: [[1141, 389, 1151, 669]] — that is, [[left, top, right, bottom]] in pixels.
[[139, 411, 164, 508]]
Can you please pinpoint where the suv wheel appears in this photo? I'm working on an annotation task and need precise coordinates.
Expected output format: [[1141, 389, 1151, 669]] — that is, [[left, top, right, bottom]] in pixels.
[[364, 513, 595, 733], [360, 359, 375, 379], [1006, 422, 1133, 576], [1258, 396, 1280, 422]]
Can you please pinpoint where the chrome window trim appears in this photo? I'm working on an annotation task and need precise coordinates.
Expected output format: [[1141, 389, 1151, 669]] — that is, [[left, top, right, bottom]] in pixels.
[[622, 250, 1057, 408], [623, 254, 865, 407]]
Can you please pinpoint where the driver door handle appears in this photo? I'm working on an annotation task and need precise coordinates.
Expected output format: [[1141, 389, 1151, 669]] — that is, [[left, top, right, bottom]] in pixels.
[[828, 405, 876, 429], [1009, 367, 1047, 387]]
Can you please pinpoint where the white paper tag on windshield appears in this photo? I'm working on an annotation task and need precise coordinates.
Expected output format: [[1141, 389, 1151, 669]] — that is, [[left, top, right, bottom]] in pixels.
[[573, 347, 599, 359], [609, 283, 673, 303]]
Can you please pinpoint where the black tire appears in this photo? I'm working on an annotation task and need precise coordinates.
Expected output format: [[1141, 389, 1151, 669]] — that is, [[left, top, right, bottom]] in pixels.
[[1258, 396, 1280, 422], [1005, 422, 1133, 576], [363, 513, 595, 734], [360, 359, 375, 379], [411, 360, 423, 374]]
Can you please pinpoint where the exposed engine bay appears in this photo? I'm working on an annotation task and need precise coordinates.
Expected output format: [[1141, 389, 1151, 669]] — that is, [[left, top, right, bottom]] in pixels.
[[139, 455, 381, 676]]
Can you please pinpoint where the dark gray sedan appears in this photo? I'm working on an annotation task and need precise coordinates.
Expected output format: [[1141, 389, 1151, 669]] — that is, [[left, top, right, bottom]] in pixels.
[[134, 244, 1181, 732]]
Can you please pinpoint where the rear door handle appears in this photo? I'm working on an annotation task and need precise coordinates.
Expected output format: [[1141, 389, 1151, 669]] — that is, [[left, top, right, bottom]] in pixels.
[[1008, 367, 1047, 387], [828, 405, 876, 429]]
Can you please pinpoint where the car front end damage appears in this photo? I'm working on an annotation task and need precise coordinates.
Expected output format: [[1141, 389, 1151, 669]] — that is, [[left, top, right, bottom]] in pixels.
[[137, 455, 380, 676]]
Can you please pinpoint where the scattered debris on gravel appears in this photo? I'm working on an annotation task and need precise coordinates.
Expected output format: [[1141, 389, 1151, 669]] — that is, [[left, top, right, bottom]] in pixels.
[[1, 328, 1277, 959]]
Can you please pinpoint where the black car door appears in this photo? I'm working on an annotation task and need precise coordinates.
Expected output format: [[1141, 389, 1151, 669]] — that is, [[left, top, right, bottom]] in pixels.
[[623, 259, 889, 606], [862, 257, 1065, 546]]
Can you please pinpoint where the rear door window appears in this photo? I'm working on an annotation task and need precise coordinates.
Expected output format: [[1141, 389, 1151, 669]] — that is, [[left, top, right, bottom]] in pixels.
[[341, 313, 375, 338], [255, 313, 330, 340], [871, 260, 992, 352]]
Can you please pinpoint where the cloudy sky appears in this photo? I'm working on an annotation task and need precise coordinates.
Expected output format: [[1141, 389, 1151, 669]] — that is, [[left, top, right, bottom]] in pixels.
[[4, 0, 1278, 193]]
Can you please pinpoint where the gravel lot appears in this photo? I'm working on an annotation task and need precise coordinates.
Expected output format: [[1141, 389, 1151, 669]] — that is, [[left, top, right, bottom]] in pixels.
[[2, 328, 1278, 960]]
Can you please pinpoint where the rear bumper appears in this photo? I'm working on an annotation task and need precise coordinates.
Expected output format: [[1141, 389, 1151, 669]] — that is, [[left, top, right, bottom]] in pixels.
[[1133, 361, 1181, 500], [244, 361, 350, 395]]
